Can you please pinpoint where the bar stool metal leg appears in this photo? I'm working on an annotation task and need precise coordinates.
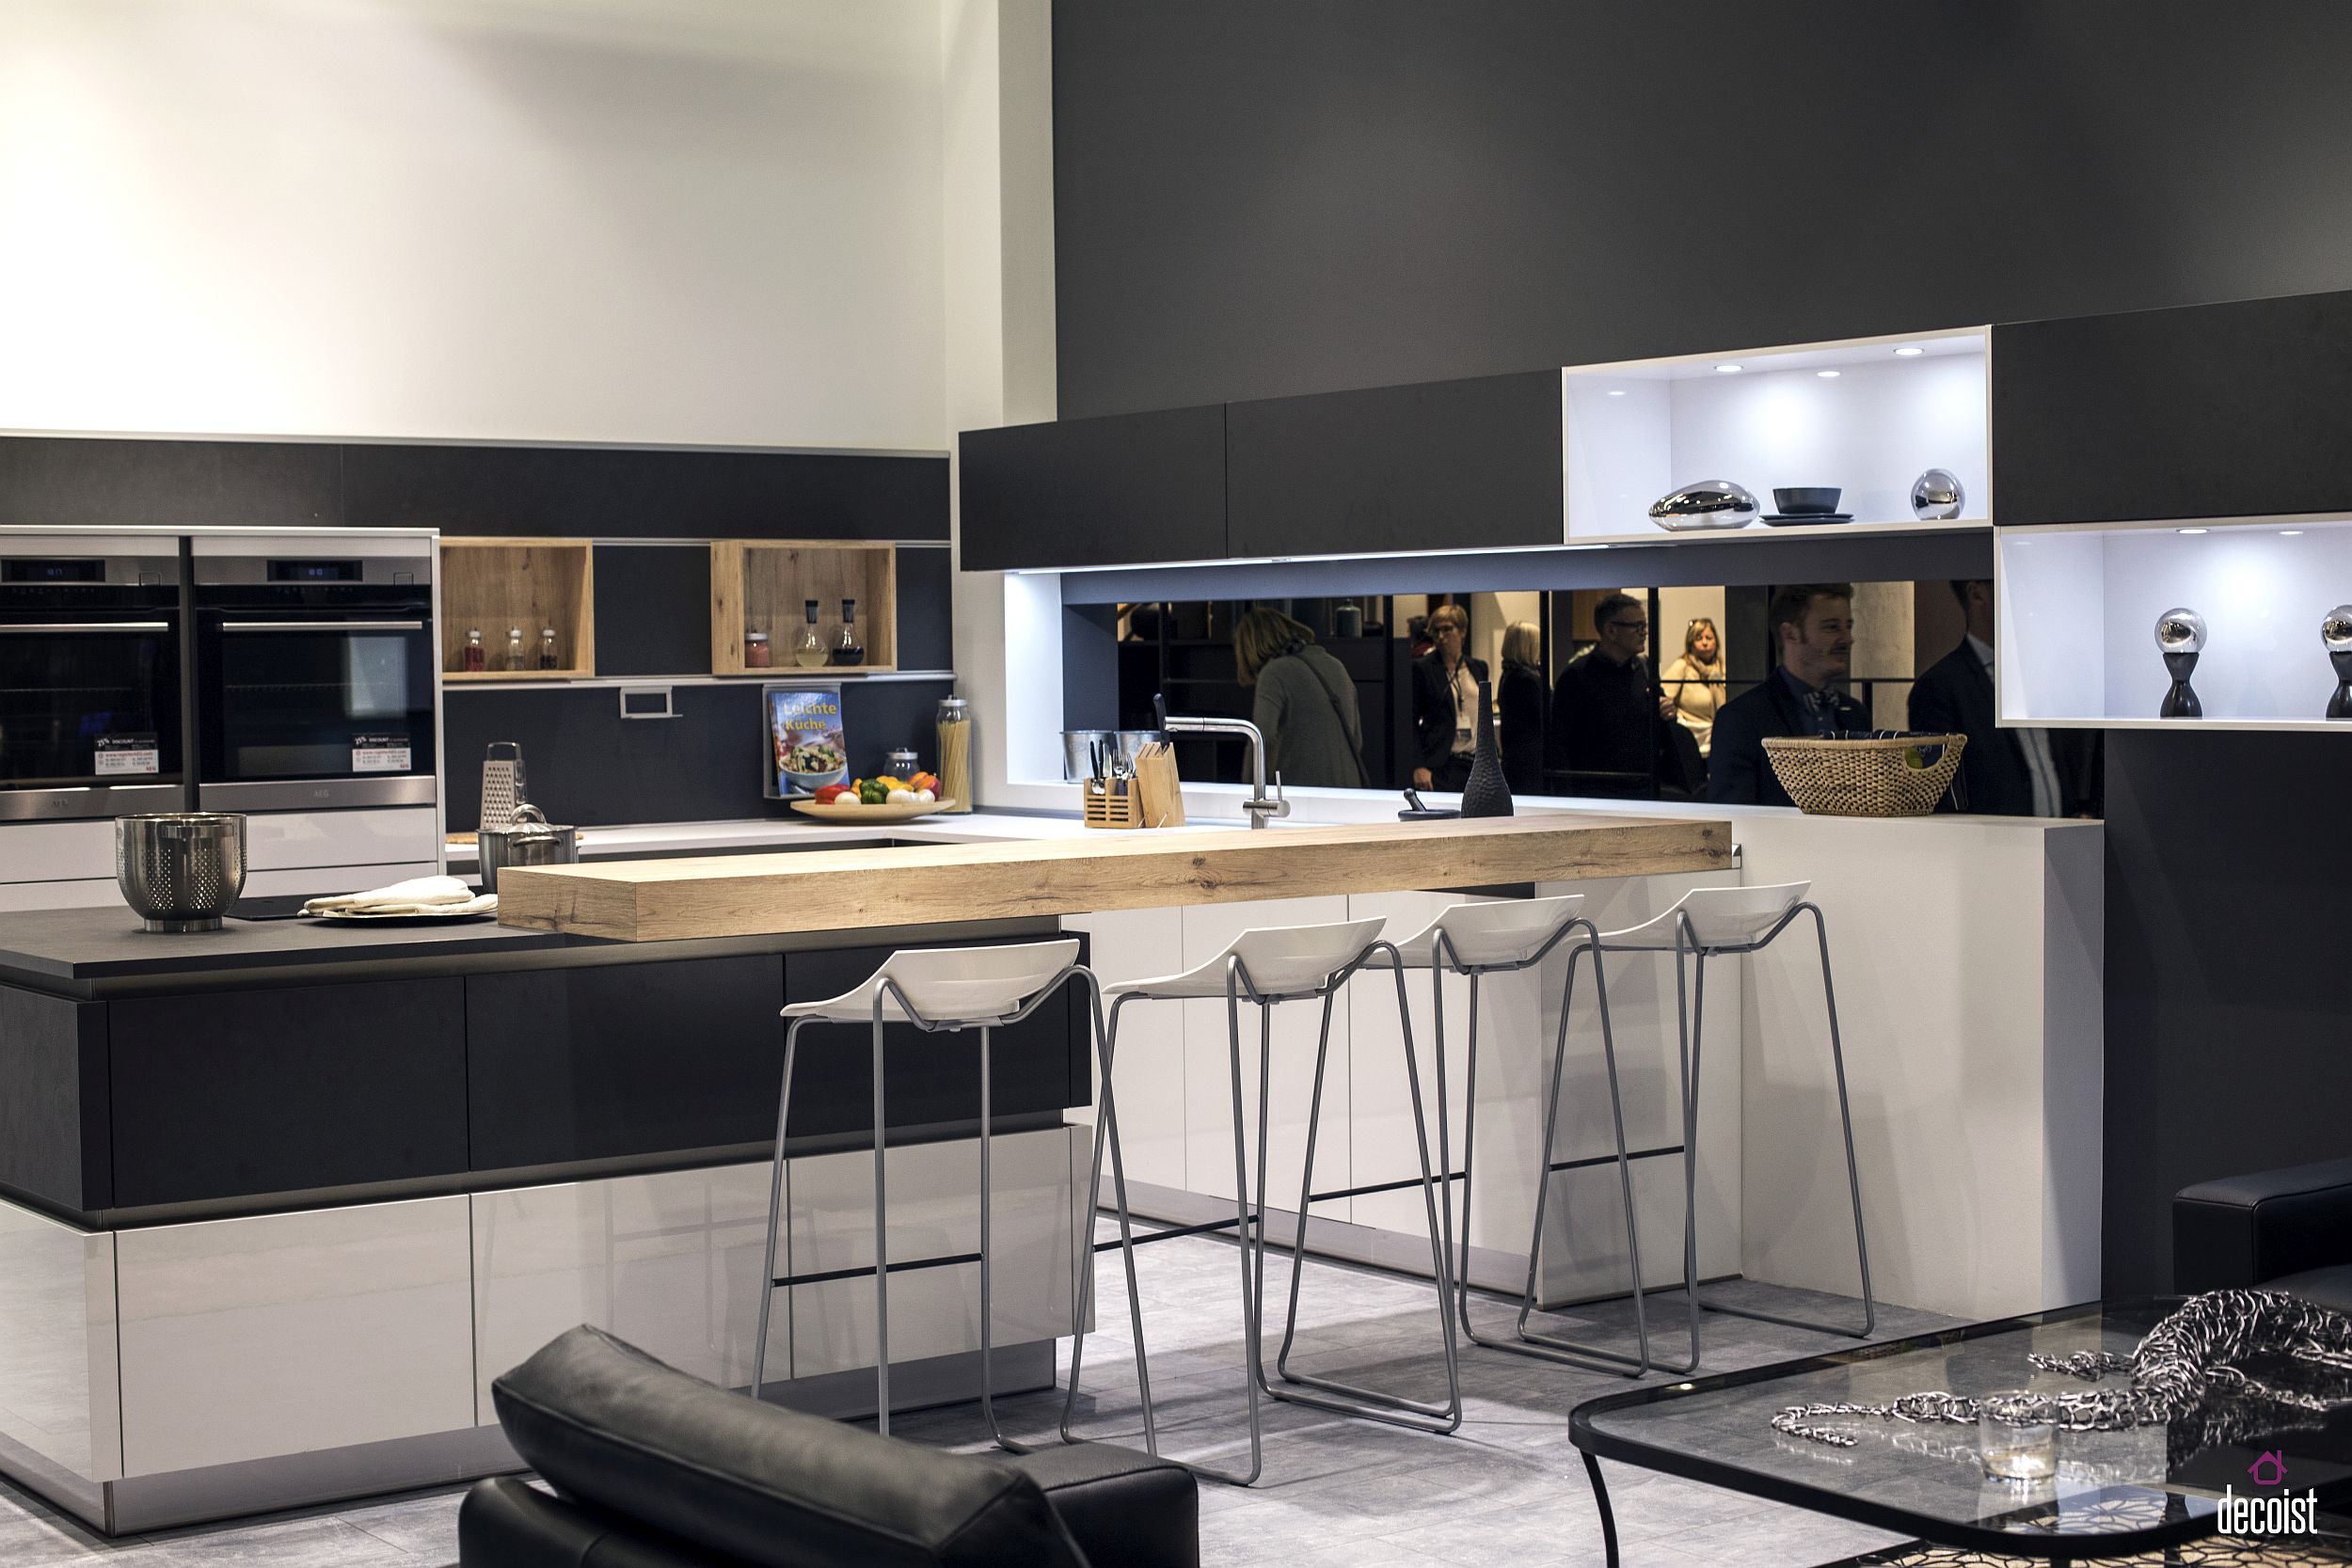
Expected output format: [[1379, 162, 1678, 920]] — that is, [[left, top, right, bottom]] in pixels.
[[1691, 904, 1874, 1338], [750, 1021, 803, 1402], [1218, 966, 1267, 1485], [1056, 985, 1159, 1455], [1268, 949, 1462, 1432], [870, 993, 892, 1434], [1502, 928, 1662, 1374]]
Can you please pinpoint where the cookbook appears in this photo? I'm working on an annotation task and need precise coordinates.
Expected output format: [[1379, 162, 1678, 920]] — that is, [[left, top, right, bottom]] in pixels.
[[765, 684, 847, 799]]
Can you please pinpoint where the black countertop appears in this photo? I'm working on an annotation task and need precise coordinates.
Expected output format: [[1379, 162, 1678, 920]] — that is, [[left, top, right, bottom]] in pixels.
[[0, 906, 574, 992], [0, 904, 1063, 997]]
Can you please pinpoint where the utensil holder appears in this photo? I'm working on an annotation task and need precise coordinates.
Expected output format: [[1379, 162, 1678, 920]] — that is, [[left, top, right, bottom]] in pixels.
[[1082, 778, 1147, 830]]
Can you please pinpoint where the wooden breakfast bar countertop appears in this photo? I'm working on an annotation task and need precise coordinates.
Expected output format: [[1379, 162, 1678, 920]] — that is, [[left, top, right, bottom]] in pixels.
[[493, 813, 1735, 942]]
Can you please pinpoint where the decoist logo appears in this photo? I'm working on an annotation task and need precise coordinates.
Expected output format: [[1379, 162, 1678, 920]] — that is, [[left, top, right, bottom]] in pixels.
[[2218, 1451, 2319, 1537]]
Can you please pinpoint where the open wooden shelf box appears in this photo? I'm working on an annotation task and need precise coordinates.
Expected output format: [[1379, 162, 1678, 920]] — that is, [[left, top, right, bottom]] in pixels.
[[438, 537, 596, 681], [711, 540, 898, 675]]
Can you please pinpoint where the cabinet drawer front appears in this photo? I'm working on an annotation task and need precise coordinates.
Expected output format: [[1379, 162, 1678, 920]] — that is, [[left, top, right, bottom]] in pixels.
[[787, 1126, 1081, 1378], [110, 977, 467, 1207], [117, 1196, 473, 1475], [467, 955, 787, 1170]]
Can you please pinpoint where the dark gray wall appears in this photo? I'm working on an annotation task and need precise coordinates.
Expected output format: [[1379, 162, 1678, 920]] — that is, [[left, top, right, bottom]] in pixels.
[[1050, 0, 2352, 1298], [1054, 1, 2352, 418]]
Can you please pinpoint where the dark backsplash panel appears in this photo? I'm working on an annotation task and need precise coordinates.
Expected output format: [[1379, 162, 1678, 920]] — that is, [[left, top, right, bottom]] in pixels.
[[0, 437, 342, 529], [442, 677, 955, 831], [0, 436, 947, 542], [342, 442, 947, 541], [592, 546, 714, 677]]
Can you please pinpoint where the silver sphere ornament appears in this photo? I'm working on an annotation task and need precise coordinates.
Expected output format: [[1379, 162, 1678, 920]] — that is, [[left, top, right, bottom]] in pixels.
[[2154, 608, 2206, 655], [1910, 468, 1965, 521], [2324, 606, 2352, 653]]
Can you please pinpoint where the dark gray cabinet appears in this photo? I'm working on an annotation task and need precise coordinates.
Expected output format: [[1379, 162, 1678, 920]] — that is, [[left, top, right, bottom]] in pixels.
[[1225, 371, 1565, 557], [466, 955, 787, 1170], [959, 405, 1227, 570], [1993, 290, 2352, 526], [0, 985, 108, 1213], [108, 978, 468, 1208]]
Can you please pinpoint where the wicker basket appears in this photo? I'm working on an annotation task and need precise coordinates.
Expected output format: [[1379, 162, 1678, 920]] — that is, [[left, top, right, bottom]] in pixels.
[[1761, 734, 1968, 817]]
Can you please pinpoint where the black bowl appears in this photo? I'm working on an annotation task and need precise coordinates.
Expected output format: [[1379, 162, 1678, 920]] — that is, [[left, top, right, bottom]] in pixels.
[[1772, 486, 1841, 515]]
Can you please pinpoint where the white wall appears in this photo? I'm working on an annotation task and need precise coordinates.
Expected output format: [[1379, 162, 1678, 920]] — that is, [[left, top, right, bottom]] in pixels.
[[0, 0, 946, 450]]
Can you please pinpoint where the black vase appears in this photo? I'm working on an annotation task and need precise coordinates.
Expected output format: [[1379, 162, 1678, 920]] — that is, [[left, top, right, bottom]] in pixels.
[[1459, 676, 1514, 817]]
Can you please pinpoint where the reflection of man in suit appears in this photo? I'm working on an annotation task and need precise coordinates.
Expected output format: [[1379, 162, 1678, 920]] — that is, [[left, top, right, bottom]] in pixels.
[[1707, 583, 1867, 808], [1909, 579, 2099, 816]]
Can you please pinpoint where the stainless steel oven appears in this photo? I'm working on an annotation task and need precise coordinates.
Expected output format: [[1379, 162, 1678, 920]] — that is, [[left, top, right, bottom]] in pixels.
[[0, 535, 188, 822], [193, 535, 438, 811]]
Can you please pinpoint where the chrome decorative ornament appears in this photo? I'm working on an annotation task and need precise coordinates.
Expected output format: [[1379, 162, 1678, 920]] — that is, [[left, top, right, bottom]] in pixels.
[[2156, 607, 2205, 718], [2325, 605, 2352, 720], [1648, 480, 1759, 532], [1910, 467, 1965, 521]]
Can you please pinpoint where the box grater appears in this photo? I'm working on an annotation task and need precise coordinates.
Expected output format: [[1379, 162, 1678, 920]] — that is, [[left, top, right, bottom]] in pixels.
[[480, 741, 528, 833]]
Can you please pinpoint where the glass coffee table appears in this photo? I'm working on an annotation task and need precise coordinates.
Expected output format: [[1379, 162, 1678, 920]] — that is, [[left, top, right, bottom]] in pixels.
[[1571, 1300, 2352, 1565]]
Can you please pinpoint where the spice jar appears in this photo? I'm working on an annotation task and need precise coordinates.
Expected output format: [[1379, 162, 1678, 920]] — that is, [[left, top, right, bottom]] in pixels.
[[744, 630, 771, 669]]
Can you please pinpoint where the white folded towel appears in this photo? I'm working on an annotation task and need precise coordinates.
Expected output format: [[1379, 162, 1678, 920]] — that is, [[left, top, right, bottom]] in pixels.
[[302, 876, 497, 917]]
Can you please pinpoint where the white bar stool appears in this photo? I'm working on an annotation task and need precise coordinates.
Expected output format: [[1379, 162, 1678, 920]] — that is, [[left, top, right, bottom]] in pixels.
[[1064, 917, 1461, 1486], [1584, 880, 1874, 1368], [749, 937, 1149, 1449], [1371, 895, 1655, 1377]]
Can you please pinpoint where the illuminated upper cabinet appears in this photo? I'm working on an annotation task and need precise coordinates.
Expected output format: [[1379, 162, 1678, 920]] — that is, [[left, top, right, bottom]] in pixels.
[[1563, 329, 1991, 544]]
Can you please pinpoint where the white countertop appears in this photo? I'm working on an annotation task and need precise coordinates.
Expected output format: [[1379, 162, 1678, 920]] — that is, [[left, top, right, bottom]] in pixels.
[[445, 809, 1234, 868]]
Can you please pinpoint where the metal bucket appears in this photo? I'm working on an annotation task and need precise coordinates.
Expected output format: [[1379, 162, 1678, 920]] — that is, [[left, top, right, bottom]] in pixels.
[[478, 803, 580, 893], [117, 813, 246, 932]]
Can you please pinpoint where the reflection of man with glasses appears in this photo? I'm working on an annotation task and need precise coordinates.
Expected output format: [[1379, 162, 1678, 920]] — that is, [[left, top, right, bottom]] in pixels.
[[1548, 592, 1663, 799], [1708, 583, 1867, 807]]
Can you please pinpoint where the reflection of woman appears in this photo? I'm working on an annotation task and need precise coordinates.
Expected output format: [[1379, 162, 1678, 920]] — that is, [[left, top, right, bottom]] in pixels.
[[1661, 616, 1725, 755], [1234, 607, 1365, 788], [1409, 603, 1483, 792], [1498, 621, 1548, 797]]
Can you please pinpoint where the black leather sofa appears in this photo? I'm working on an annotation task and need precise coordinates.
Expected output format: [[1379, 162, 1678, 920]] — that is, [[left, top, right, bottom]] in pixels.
[[2173, 1156, 2352, 1310], [458, 1325, 1199, 1568]]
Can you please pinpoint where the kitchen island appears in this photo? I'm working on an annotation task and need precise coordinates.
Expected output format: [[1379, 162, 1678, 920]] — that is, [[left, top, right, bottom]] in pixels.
[[0, 810, 1729, 1533]]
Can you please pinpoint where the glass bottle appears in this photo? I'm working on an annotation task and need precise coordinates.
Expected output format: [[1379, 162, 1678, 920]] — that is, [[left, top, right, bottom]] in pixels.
[[793, 600, 827, 669], [537, 626, 560, 671], [504, 626, 526, 673], [461, 627, 485, 673], [934, 695, 972, 814], [829, 597, 865, 667], [744, 630, 771, 669]]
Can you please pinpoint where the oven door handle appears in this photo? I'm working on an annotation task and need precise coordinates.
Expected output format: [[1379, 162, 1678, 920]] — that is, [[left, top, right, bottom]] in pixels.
[[219, 619, 427, 632], [0, 620, 172, 633]]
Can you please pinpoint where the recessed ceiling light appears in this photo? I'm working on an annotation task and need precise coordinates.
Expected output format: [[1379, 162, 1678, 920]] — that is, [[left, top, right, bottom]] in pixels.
[[1714, 363, 1742, 373], [1606, 389, 1627, 397], [2178, 528, 2209, 535], [2280, 530, 2305, 536], [1816, 370, 1840, 379], [1892, 346, 1925, 357]]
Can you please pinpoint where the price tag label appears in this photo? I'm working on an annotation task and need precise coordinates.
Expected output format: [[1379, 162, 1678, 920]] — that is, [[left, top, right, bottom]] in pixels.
[[94, 734, 160, 776], [352, 734, 413, 773]]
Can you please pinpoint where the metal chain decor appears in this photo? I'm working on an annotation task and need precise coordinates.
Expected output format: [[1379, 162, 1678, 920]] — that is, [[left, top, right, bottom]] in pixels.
[[1773, 1291, 2352, 1449]]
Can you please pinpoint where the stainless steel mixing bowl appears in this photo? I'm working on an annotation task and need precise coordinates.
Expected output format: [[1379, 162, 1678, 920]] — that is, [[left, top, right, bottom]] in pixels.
[[116, 813, 246, 932]]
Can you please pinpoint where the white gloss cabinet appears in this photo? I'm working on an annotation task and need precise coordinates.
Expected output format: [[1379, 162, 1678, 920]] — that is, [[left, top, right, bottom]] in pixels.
[[0, 1202, 119, 1487], [470, 1164, 788, 1418], [115, 1196, 474, 1476], [788, 1127, 1085, 1378], [1059, 908, 1187, 1189], [1178, 896, 1353, 1221]]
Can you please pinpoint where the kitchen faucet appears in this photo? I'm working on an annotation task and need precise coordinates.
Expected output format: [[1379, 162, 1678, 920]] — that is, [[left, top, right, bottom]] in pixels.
[[1155, 695, 1289, 828]]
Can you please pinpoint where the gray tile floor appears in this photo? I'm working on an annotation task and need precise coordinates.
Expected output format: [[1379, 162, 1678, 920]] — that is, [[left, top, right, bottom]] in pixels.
[[0, 1226, 1954, 1567]]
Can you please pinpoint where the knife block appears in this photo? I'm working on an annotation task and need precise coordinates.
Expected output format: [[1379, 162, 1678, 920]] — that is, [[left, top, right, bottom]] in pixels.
[[1133, 744, 1184, 829]]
